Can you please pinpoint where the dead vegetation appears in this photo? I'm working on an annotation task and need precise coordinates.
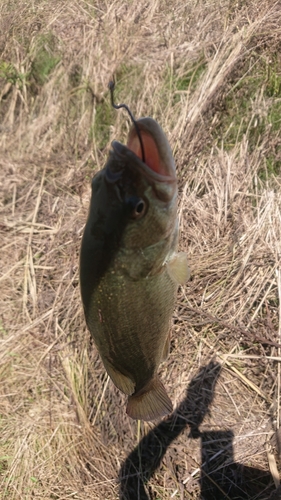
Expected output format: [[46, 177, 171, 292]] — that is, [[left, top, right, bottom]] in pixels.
[[0, 0, 281, 498]]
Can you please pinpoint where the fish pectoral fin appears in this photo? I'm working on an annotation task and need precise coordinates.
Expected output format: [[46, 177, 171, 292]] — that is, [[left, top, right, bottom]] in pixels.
[[102, 358, 135, 396], [126, 377, 173, 421], [166, 251, 190, 285]]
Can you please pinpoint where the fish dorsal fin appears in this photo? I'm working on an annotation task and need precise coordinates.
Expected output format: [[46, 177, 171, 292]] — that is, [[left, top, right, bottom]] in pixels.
[[166, 252, 190, 285]]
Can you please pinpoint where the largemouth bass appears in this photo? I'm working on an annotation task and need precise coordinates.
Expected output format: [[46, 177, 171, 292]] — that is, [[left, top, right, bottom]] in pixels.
[[80, 117, 189, 421]]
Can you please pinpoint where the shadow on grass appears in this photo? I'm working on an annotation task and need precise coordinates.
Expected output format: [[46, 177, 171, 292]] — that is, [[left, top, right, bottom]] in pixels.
[[119, 361, 276, 500]]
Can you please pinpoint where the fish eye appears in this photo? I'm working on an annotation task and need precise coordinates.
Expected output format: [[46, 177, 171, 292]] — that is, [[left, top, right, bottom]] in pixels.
[[126, 196, 146, 219], [135, 200, 145, 214]]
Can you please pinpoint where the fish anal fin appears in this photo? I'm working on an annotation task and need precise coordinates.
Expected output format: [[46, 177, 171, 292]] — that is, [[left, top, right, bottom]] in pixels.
[[161, 332, 171, 362], [126, 377, 173, 421], [102, 358, 135, 396], [167, 251, 190, 285]]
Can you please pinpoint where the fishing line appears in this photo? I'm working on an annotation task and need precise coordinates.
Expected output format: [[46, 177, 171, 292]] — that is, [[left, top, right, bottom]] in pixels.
[[108, 80, 146, 164]]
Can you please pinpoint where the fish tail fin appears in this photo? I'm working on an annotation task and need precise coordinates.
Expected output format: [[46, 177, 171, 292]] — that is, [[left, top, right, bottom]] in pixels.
[[126, 377, 173, 421]]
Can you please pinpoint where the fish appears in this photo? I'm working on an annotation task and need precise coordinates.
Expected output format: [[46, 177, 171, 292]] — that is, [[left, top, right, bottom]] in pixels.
[[79, 117, 189, 421]]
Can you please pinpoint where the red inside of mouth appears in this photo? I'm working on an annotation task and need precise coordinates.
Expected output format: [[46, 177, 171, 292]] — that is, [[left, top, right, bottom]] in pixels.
[[127, 131, 166, 176]]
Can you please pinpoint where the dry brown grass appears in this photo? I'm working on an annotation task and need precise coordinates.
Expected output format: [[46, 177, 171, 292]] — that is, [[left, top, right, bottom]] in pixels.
[[1, 0, 281, 498]]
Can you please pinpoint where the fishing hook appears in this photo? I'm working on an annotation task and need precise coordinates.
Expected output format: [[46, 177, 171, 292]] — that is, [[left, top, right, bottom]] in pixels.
[[108, 80, 146, 164]]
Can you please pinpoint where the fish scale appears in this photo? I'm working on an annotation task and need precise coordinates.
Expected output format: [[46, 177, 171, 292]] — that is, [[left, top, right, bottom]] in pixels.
[[87, 270, 175, 380], [80, 117, 189, 421]]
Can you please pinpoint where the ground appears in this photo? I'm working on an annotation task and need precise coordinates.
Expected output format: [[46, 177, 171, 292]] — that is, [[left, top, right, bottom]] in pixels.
[[0, 1, 281, 499]]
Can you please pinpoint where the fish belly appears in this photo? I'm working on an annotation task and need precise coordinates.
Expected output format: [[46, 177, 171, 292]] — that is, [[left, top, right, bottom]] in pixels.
[[86, 269, 176, 394]]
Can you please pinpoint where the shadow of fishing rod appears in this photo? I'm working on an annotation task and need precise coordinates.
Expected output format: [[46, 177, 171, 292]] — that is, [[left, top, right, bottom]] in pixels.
[[119, 360, 276, 500]]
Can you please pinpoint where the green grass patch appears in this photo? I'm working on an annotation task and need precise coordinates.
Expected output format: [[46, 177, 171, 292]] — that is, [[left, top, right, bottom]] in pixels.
[[91, 98, 115, 151], [0, 61, 23, 85], [0, 32, 61, 96], [212, 55, 281, 178], [30, 32, 61, 86], [91, 63, 145, 151], [159, 57, 207, 109], [173, 58, 207, 101]]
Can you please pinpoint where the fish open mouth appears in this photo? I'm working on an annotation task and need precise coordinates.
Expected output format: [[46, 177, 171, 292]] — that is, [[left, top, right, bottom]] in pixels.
[[109, 117, 177, 188], [127, 129, 168, 176], [126, 117, 177, 181]]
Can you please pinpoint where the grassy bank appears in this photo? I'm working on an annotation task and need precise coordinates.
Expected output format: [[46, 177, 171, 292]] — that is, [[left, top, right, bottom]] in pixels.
[[0, 1, 281, 498]]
